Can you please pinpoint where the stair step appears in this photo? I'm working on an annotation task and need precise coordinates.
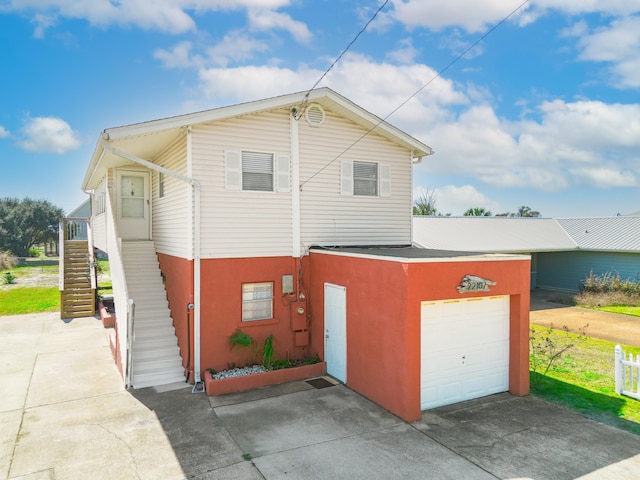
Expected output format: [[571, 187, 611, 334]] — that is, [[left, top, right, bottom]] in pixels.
[[133, 344, 181, 360]]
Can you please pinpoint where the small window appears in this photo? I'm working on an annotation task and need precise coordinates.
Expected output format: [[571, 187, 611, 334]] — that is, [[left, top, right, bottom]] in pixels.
[[242, 282, 274, 321], [242, 151, 274, 191], [353, 161, 378, 196]]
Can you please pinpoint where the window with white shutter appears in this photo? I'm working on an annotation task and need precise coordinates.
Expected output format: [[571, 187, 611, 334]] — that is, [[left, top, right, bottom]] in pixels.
[[340, 161, 353, 196], [225, 150, 242, 190], [353, 161, 378, 196], [242, 151, 274, 191], [275, 155, 290, 192]]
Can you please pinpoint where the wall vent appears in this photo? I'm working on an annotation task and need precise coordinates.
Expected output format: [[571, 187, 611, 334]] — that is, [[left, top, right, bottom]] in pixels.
[[305, 103, 325, 127]]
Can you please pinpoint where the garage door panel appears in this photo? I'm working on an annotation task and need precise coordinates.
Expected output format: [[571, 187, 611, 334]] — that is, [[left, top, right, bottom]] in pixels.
[[421, 296, 510, 410]]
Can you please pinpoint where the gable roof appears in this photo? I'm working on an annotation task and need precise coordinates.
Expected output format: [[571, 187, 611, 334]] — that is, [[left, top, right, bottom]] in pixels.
[[413, 216, 577, 253], [556, 217, 640, 251], [82, 88, 433, 190]]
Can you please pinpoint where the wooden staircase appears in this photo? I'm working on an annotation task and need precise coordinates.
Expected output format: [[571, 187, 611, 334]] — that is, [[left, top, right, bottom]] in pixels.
[[60, 239, 96, 318]]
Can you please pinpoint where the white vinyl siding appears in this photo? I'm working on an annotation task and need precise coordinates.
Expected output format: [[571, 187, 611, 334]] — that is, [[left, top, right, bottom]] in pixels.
[[299, 109, 412, 246], [151, 135, 190, 258], [191, 109, 293, 258], [242, 282, 274, 321]]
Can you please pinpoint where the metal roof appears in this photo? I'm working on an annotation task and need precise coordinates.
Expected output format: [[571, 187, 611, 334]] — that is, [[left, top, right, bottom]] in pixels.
[[412, 216, 640, 253], [412, 217, 577, 253], [556, 217, 640, 251]]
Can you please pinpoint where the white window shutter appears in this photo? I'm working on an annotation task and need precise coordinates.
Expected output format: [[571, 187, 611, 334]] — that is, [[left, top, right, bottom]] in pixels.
[[341, 161, 353, 195], [275, 155, 290, 192], [380, 163, 391, 197], [225, 150, 241, 190]]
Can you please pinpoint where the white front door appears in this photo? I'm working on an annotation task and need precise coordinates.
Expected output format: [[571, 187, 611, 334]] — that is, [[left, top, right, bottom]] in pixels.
[[116, 170, 150, 240], [420, 296, 510, 410], [324, 283, 347, 383]]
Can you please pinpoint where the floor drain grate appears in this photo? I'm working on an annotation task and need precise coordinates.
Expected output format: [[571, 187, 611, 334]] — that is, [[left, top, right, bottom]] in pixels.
[[306, 377, 335, 389]]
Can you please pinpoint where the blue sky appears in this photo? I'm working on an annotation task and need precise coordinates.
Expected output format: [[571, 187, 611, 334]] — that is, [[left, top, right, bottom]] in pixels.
[[1, 0, 638, 217]]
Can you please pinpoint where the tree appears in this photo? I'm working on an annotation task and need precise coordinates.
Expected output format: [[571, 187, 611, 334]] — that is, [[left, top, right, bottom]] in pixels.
[[0, 198, 64, 256], [516, 205, 541, 218], [413, 190, 438, 216], [463, 207, 492, 217]]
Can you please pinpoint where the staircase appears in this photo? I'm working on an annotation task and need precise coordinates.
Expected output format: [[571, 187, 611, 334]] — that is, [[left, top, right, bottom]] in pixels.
[[60, 240, 95, 318], [121, 241, 185, 389]]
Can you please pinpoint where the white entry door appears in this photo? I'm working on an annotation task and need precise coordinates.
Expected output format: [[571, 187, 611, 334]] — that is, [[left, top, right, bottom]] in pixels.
[[116, 170, 150, 240], [420, 296, 510, 410], [324, 283, 347, 383]]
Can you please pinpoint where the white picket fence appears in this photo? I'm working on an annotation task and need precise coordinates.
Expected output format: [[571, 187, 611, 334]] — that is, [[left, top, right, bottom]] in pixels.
[[615, 344, 640, 401]]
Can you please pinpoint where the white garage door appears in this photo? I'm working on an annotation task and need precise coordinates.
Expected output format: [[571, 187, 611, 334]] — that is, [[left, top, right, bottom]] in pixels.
[[421, 296, 510, 410]]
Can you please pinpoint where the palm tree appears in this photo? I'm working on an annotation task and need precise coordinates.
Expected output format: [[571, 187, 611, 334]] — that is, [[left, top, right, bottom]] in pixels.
[[463, 207, 492, 216]]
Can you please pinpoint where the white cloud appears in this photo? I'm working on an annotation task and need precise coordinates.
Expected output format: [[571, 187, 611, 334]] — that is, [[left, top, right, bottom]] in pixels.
[[0, 126, 10, 138], [385, 38, 419, 64], [389, 0, 530, 33], [432, 185, 500, 216], [389, 0, 640, 33], [421, 99, 640, 191], [7, 0, 295, 35], [154, 41, 198, 68], [247, 8, 312, 43], [206, 32, 269, 67], [195, 53, 468, 129], [19, 116, 81, 154], [576, 15, 640, 88]]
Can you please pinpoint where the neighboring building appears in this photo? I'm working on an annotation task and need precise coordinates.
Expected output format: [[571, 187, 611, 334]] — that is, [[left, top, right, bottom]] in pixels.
[[413, 216, 640, 292], [71, 88, 531, 421]]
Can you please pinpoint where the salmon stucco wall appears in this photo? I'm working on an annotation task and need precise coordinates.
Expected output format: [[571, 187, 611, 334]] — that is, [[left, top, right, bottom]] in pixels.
[[308, 252, 413, 421], [157, 253, 194, 378], [310, 251, 530, 422], [407, 258, 531, 419], [199, 257, 314, 375]]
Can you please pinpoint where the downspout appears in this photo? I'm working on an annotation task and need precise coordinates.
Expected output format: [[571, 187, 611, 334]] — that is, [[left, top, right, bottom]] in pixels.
[[100, 136, 204, 392]]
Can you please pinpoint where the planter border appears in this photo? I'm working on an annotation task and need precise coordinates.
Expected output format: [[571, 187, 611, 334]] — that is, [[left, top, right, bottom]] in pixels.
[[205, 362, 327, 396]]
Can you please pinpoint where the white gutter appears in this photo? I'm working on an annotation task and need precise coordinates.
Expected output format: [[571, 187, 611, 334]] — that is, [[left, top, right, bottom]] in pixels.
[[290, 109, 301, 257], [100, 138, 204, 390]]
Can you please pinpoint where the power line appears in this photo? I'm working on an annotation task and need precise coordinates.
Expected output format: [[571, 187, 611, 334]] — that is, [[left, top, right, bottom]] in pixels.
[[300, 0, 530, 188], [301, 0, 389, 104]]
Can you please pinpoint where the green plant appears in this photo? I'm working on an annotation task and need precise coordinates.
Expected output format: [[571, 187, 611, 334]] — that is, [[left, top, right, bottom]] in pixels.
[[242, 453, 252, 461], [263, 334, 274, 369], [271, 358, 292, 370], [207, 368, 217, 375], [529, 323, 588, 385], [2, 271, 17, 284]]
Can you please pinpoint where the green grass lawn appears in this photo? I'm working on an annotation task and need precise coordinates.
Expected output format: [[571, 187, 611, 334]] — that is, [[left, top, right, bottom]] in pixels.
[[531, 324, 640, 435], [0, 287, 60, 315], [595, 305, 640, 317]]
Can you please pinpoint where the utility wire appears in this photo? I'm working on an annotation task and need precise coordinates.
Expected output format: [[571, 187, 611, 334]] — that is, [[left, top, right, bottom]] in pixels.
[[301, 0, 389, 103], [300, 0, 530, 188]]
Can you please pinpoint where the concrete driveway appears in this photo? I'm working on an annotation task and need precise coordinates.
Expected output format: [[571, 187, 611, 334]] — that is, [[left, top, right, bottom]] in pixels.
[[2, 311, 640, 480]]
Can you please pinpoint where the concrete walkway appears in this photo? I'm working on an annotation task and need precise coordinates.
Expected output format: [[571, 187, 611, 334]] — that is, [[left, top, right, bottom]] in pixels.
[[2, 311, 640, 479]]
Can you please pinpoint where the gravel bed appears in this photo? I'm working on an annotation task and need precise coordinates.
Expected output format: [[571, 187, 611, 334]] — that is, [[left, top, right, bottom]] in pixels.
[[211, 365, 267, 379]]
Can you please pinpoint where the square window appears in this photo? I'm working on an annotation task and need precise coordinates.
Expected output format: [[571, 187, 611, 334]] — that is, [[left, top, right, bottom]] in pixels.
[[242, 151, 274, 191], [242, 282, 274, 321], [353, 161, 378, 196]]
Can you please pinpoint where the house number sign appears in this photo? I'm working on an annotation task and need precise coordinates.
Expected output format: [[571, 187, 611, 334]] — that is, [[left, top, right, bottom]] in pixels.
[[457, 275, 496, 294]]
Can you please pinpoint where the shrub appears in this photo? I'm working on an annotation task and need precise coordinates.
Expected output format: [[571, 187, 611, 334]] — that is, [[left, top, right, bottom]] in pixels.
[[2, 272, 17, 284], [530, 323, 588, 385], [577, 271, 640, 307], [0, 253, 17, 270]]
